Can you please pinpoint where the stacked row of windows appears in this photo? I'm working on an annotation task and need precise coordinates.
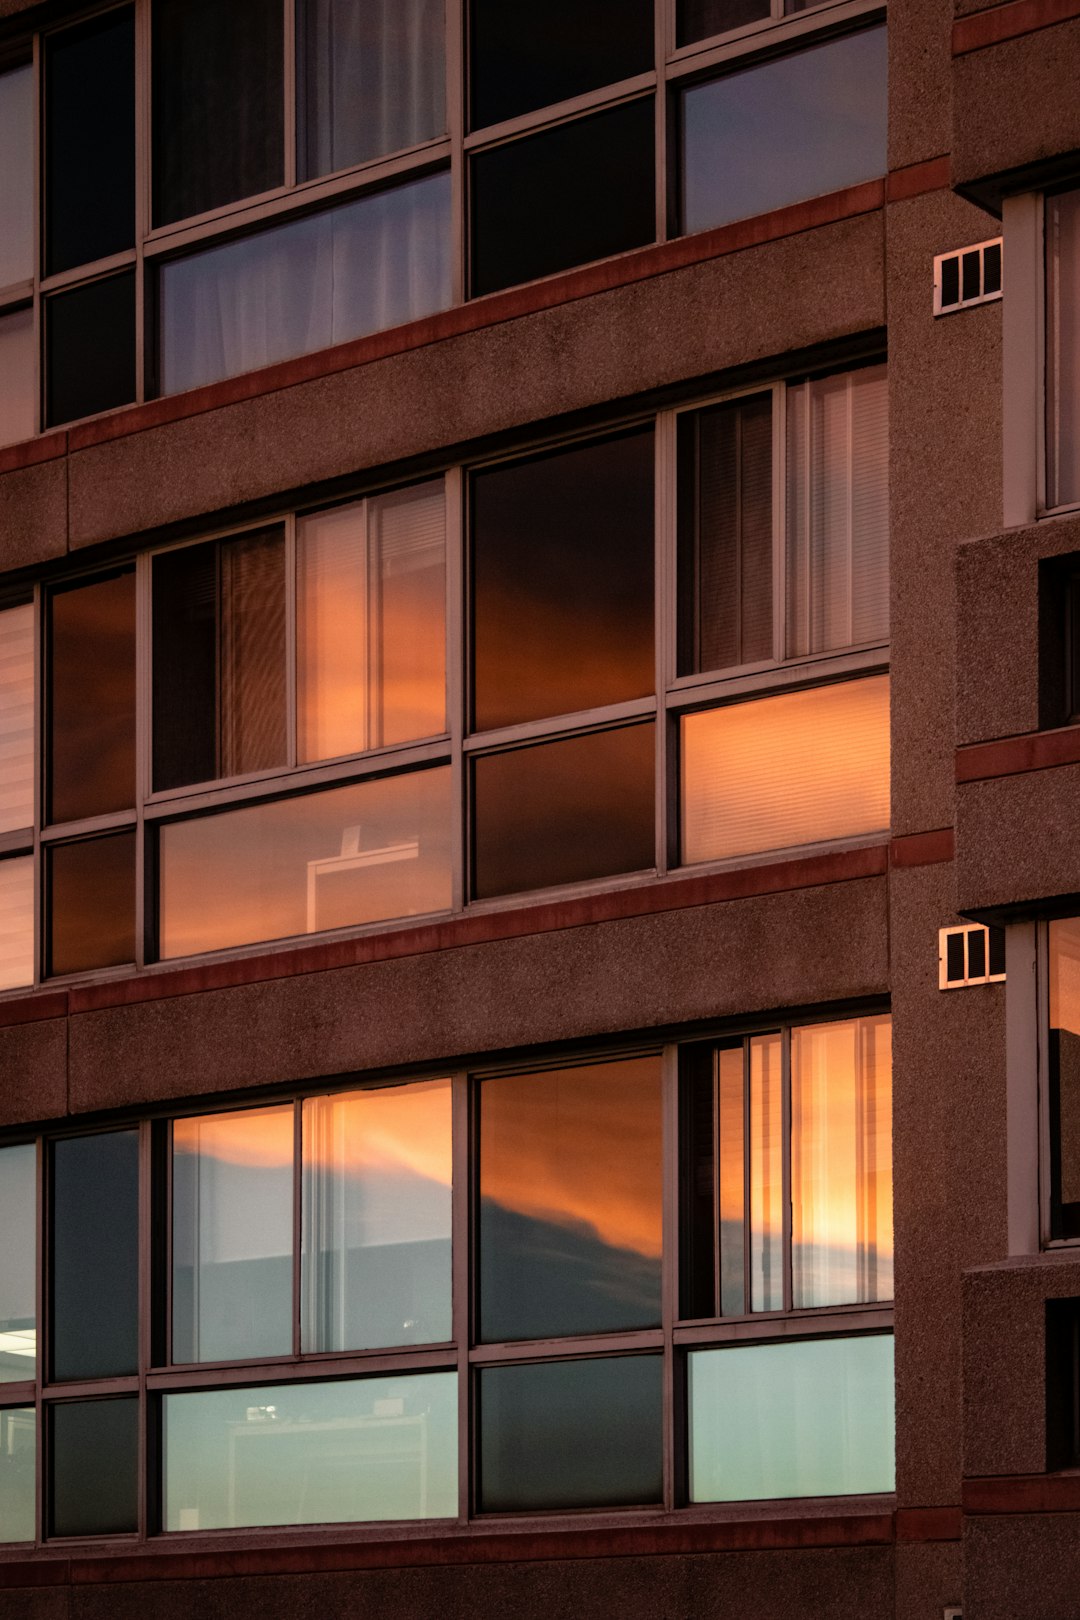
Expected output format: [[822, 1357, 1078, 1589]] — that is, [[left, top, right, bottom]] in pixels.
[[0, 365, 889, 990], [0, 0, 887, 442], [0, 1015, 894, 1542]]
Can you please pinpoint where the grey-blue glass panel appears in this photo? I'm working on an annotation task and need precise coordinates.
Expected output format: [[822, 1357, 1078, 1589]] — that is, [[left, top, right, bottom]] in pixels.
[[164, 1373, 457, 1529], [680, 27, 888, 235], [677, 0, 771, 46], [469, 0, 653, 130], [45, 271, 136, 429], [471, 99, 655, 297], [153, 0, 284, 227], [478, 1356, 663, 1511], [49, 1398, 138, 1537], [159, 173, 452, 395], [688, 1334, 895, 1501], [0, 1143, 36, 1382], [0, 1409, 34, 1542], [50, 1132, 138, 1381], [44, 8, 134, 275]]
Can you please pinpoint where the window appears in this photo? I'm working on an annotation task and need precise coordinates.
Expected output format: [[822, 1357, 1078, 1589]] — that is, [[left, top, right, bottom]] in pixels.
[[1047, 188, 1080, 511], [1047, 918, 1080, 1240], [0, 59, 34, 451]]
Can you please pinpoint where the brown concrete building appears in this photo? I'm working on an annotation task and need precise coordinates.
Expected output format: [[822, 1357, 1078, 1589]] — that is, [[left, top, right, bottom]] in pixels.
[[0, 0, 1077, 1614]]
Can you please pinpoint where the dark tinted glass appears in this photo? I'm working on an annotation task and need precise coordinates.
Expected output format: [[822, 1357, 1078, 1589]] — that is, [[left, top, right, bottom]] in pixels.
[[48, 833, 136, 978], [983, 240, 1002, 296], [478, 1356, 663, 1511], [44, 8, 135, 275], [678, 393, 773, 675], [470, 0, 653, 130], [49, 571, 136, 823], [678, 0, 770, 44], [988, 924, 1006, 977], [945, 931, 965, 983], [940, 254, 960, 309], [472, 431, 654, 730], [962, 249, 981, 302], [153, 0, 284, 227], [1046, 1298, 1080, 1471], [968, 927, 987, 978], [50, 1132, 139, 1381], [471, 99, 655, 297], [50, 1399, 138, 1536], [472, 724, 655, 899], [45, 272, 136, 428]]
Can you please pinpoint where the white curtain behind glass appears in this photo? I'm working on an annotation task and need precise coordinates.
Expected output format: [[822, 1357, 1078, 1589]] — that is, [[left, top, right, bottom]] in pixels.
[[1048, 190, 1080, 509]]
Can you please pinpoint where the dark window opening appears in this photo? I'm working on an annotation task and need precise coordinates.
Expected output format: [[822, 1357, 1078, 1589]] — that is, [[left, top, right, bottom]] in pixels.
[[49, 1398, 139, 1537], [1047, 1298, 1080, 1471], [50, 1132, 139, 1383], [1039, 555, 1080, 728], [469, 0, 653, 131], [45, 272, 137, 429]]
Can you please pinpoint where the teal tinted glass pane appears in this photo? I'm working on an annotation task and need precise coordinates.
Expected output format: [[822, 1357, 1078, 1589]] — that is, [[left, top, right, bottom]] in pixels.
[[689, 1334, 895, 1501], [0, 1144, 35, 1382], [164, 1373, 457, 1530], [680, 27, 887, 235], [0, 1408, 34, 1542]]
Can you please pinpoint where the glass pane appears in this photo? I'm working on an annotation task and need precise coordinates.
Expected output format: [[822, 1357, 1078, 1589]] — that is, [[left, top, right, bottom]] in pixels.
[[479, 1355, 662, 1512], [153, 0, 284, 228], [718, 1045, 747, 1317], [677, 393, 773, 675], [1048, 190, 1080, 509], [786, 366, 889, 657], [470, 0, 652, 130], [0, 1409, 34, 1543], [164, 1373, 457, 1530], [299, 0, 445, 178], [48, 832, 136, 978], [0, 857, 33, 994], [0, 1145, 35, 1383], [472, 723, 655, 900], [689, 1334, 895, 1501], [678, 0, 771, 46], [0, 602, 34, 835], [302, 1079, 452, 1352], [173, 1107, 294, 1365], [680, 27, 887, 235], [792, 1016, 893, 1308], [159, 174, 452, 396], [298, 482, 447, 764], [44, 8, 134, 275], [1049, 917, 1080, 1233], [749, 1033, 783, 1313], [679, 1046, 718, 1321], [0, 64, 33, 287], [680, 675, 890, 864], [472, 431, 654, 730], [45, 271, 137, 428], [50, 1132, 138, 1382], [471, 99, 655, 298], [159, 767, 452, 959], [49, 1398, 138, 1536], [48, 570, 137, 823], [479, 1056, 662, 1342], [0, 308, 34, 450]]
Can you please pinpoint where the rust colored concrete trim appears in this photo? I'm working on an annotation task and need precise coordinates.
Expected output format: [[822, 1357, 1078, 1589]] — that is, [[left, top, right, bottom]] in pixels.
[[0, 989, 69, 1030], [953, 0, 1080, 54], [963, 1473, 1080, 1513], [65, 843, 889, 1016], [885, 157, 952, 202], [894, 1506, 962, 1542], [0, 429, 68, 477], [889, 828, 956, 867], [956, 725, 1080, 783]]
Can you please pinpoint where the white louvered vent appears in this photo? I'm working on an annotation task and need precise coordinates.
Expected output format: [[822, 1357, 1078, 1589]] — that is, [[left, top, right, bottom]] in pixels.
[[934, 239, 1002, 315], [939, 923, 1005, 989]]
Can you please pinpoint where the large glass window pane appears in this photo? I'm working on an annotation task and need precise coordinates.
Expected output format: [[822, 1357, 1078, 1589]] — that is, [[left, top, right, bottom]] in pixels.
[[472, 723, 655, 899], [49, 1398, 138, 1536], [299, 0, 445, 179], [173, 1107, 294, 1365], [153, 0, 284, 228], [0, 858, 33, 993], [471, 99, 655, 298], [0, 307, 35, 450], [479, 1355, 662, 1512], [0, 602, 33, 835], [302, 1079, 452, 1352], [479, 1057, 662, 1343], [45, 271, 137, 428], [677, 392, 773, 675], [44, 8, 135, 275], [0, 1145, 35, 1383], [680, 27, 888, 235], [298, 482, 447, 764], [470, 0, 652, 130], [472, 431, 654, 730], [0, 64, 33, 287], [47, 832, 136, 978], [159, 767, 452, 959], [1047, 190, 1080, 509], [688, 1334, 895, 1501], [48, 572, 136, 824], [678, 0, 770, 47], [50, 1132, 138, 1382], [786, 365, 889, 657], [792, 1016, 893, 1308], [1049, 917, 1080, 1238], [159, 174, 452, 396], [153, 529, 288, 792], [680, 674, 890, 864], [0, 1409, 34, 1543], [164, 1373, 457, 1530]]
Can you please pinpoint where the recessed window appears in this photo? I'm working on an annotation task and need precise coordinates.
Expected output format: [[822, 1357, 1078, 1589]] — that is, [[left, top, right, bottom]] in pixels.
[[48, 572, 136, 825], [469, 0, 653, 130], [1047, 189, 1080, 510], [44, 271, 137, 428], [1048, 918, 1080, 1240], [0, 308, 34, 450], [0, 63, 33, 289], [0, 1143, 36, 1384], [50, 1132, 139, 1383], [49, 1398, 138, 1537]]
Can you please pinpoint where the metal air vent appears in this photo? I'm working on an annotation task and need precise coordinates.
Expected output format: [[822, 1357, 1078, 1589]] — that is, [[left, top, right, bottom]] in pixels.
[[934, 238, 1002, 315], [939, 923, 1005, 989]]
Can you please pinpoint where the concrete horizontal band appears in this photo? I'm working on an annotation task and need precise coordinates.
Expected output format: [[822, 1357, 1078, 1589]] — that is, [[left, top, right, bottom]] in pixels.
[[963, 1474, 1080, 1513], [953, 0, 1080, 55], [956, 725, 1080, 783], [893, 1506, 963, 1542], [889, 828, 956, 867]]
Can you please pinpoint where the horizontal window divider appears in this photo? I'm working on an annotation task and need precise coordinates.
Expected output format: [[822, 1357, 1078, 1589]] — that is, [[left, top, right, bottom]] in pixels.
[[665, 651, 889, 712], [463, 73, 658, 153], [464, 699, 658, 754], [39, 248, 138, 296], [665, 0, 885, 82], [0, 829, 32, 857], [0, 277, 33, 309], [462, 864, 659, 917], [143, 743, 453, 819], [673, 1307, 893, 1346], [42, 1376, 140, 1401], [0, 1380, 36, 1405], [678, 828, 890, 880], [39, 809, 137, 843], [468, 1331, 665, 1364], [147, 1349, 457, 1391]]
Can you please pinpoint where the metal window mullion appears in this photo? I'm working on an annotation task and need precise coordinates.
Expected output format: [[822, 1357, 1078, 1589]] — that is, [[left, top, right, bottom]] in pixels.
[[772, 383, 786, 664], [283, 0, 297, 191], [31, 31, 42, 438], [781, 1027, 793, 1316], [292, 1098, 302, 1359], [34, 1135, 44, 1545], [285, 512, 298, 768], [712, 1051, 722, 1321], [741, 1038, 751, 1318], [845, 372, 855, 648], [32, 582, 42, 989], [1036, 192, 1050, 515], [134, 551, 152, 969], [653, 0, 668, 245], [133, 0, 150, 406], [451, 1071, 470, 1522], [656, 409, 675, 876], [446, 0, 466, 305], [136, 1118, 152, 1540], [661, 1040, 679, 1511], [1038, 920, 1054, 1246], [446, 466, 466, 914]]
